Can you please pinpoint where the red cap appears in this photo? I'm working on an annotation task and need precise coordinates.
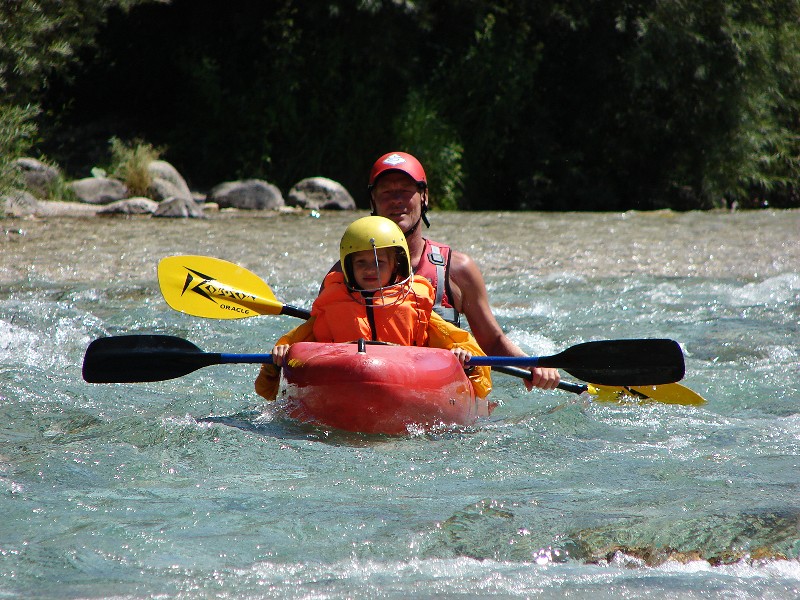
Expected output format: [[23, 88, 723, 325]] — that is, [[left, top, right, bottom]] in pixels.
[[368, 152, 427, 187]]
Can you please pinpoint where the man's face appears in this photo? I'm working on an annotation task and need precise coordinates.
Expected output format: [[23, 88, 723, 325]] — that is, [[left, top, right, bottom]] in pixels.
[[370, 171, 426, 233]]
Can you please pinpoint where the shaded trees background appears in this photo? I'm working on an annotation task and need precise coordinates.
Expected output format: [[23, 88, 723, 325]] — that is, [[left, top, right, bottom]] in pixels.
[[5, 0, 800, 210]]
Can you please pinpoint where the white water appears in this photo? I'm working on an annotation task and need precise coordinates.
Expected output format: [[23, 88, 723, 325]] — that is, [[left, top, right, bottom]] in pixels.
[[1, 210, 799, 598]]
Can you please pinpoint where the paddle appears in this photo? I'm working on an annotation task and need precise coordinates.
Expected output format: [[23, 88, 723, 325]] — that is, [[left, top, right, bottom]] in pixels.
[[492, 366, 706, 406], [83, 334, 684, 387], [465, 338, 683, 385], [158, 255, 311, 320], [158, 255, 688, 386], [82, 335, 274, 383]]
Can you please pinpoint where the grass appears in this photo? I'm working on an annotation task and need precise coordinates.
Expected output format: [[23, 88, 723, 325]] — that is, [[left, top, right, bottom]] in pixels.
[[108, 137, 163, 197]]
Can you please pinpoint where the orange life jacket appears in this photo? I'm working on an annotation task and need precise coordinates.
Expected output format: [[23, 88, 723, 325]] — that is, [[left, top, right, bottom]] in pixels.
[[255, 273, 492, 402], [311, 272, 434, 346]]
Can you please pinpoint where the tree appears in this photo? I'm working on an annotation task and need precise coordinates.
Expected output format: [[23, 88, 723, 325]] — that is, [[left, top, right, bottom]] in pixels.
[[23, 0, 800, 210], [0, 0, 153, 195]]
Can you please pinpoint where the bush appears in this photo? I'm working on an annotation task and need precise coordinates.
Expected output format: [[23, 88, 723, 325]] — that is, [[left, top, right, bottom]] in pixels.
[[393, 90, 464, 211], [0, 104, 39, 217], [107, 137, 162, 196]]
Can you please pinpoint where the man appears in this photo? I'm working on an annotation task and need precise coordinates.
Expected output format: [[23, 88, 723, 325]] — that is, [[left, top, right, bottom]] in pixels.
[[362, 151, 560, 391]]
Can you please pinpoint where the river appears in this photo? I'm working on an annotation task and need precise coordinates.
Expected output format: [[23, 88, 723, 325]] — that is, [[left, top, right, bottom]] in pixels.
[[1, 209, 799, 598]]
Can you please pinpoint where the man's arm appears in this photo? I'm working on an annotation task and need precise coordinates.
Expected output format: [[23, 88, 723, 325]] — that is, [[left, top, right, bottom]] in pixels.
[[447, 250, 560, 390]]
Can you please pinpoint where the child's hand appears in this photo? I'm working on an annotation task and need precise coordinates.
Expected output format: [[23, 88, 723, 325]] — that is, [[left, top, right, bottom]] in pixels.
[[450, 347, 472, 367], [272, 344, 291, 366]]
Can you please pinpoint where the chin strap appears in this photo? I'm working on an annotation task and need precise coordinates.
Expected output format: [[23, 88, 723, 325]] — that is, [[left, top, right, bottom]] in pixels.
[[403, 205, 430, 238]]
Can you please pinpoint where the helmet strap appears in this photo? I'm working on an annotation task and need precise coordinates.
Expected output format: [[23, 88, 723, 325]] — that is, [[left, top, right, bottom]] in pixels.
[[404, 202, 430, 238], [420, 189, 430, 228], [404, 217, 420, 238]]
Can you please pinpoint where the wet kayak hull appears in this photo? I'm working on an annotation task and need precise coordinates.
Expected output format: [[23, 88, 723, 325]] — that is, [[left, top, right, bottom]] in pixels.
[[278, 342, 491, 434]]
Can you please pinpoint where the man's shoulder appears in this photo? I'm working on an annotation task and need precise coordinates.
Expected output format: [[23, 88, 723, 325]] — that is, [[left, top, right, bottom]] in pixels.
[[447, 247, 478, 273]]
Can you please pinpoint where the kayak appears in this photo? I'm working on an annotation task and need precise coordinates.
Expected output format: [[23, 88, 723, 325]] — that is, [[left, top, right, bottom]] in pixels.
[[277, 341, 492, 434]]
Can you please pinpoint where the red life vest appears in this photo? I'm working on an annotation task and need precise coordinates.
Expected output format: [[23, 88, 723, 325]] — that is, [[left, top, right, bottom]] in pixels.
[[414, 238, 460, 326], [311, 272, 435, 345]]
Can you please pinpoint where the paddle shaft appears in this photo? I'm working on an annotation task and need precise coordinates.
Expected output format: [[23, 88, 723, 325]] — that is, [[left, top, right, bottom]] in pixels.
[[220, 353, 273, 364], [491, 365, 586, 394], [84, 335, 701, 404], [491, 365, 705, 405], [281, 306, 311, 319], [83, 333, 684, 386]]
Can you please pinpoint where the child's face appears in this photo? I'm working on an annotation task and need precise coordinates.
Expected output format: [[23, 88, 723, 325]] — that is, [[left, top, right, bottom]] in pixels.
[[350, 248, 395, 290]]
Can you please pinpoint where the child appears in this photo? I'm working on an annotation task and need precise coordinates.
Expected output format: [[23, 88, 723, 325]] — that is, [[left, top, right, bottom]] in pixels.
[[255, 216, 491, 400]]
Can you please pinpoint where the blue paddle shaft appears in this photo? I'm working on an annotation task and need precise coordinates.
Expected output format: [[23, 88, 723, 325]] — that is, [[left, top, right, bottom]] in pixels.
[[216, 353, 537, 368], [219, 353, 273, 365], [466, 356, 540, 367]]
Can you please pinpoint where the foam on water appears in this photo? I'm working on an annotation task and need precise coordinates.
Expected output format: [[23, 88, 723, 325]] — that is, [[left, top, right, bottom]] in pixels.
[[1, 211, 798, 598]]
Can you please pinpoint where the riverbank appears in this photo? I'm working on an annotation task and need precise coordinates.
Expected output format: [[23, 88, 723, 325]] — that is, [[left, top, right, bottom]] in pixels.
[[2, 209, 798, 285]]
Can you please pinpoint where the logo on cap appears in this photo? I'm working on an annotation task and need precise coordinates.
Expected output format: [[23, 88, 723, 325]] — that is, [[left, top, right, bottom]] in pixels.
[[382, 154, 407, 166]]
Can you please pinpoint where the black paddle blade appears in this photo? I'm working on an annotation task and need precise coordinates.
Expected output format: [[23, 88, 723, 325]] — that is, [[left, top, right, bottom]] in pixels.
[[539, 339, 685, 386], [82, 335, 221, 383]]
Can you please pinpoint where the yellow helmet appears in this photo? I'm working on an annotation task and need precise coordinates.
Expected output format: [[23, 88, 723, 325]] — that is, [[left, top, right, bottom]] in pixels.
[[340, 216, 412, 290]]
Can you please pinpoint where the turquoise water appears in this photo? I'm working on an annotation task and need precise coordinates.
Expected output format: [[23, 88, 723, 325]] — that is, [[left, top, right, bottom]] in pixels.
[[1, 210, 799, 598]]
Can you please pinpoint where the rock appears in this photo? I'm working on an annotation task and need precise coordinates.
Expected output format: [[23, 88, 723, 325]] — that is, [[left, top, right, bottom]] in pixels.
[[98, 197, 160, 215], [148, 177, 188, 202], [147, 160, 193, 201], [68, 177, 129, 205], [207, 179, 284, 210], [12, 158, 61, 198], [2, 190, 39, 216], [33, 200, 100, 217], [154, 196, 205, 218], [287, 177, 356, 210]]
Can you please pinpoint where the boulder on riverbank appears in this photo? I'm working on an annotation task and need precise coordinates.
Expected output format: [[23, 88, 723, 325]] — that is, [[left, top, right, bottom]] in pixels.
[[68, 176, 129, 205], [2, 190, 39, 217], [147, 160, 193, 201], [4, 156, 358, 218], [11, 158, 61, 198], [97, 197, 160, 215], [154, 196, 205, 218], [207, 179, 285, 210], [287, 177, 356, 210]]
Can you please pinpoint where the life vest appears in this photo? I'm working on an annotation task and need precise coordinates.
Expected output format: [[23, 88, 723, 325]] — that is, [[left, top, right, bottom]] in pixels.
[[311, 272, 435, 346], [256, 272, 492, 401], [414, 238, 460, 326]]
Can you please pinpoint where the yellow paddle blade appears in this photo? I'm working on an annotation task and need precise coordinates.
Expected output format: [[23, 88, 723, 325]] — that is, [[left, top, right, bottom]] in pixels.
[[587, 383, 706, 406], [158, 255, 284, 319]]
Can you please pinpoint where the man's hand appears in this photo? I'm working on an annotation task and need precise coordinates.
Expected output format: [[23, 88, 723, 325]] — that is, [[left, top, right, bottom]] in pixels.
[[524, 367, 560, 391]]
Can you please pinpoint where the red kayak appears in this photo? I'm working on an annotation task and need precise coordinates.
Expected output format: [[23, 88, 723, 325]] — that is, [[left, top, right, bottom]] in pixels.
[[277, 341, 492, 434]]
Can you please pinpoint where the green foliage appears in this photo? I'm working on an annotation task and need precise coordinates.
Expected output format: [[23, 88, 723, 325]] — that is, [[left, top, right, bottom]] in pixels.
[[19, 0, 800, 210], [0, 0, 158, 204], [108, 137, 162, 196], [0, 0, 148, 102], [393, 90, 464, 210], [43, 170, 77, 203], [611, 1, 800, 208], [0, 103, 39, 198]]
